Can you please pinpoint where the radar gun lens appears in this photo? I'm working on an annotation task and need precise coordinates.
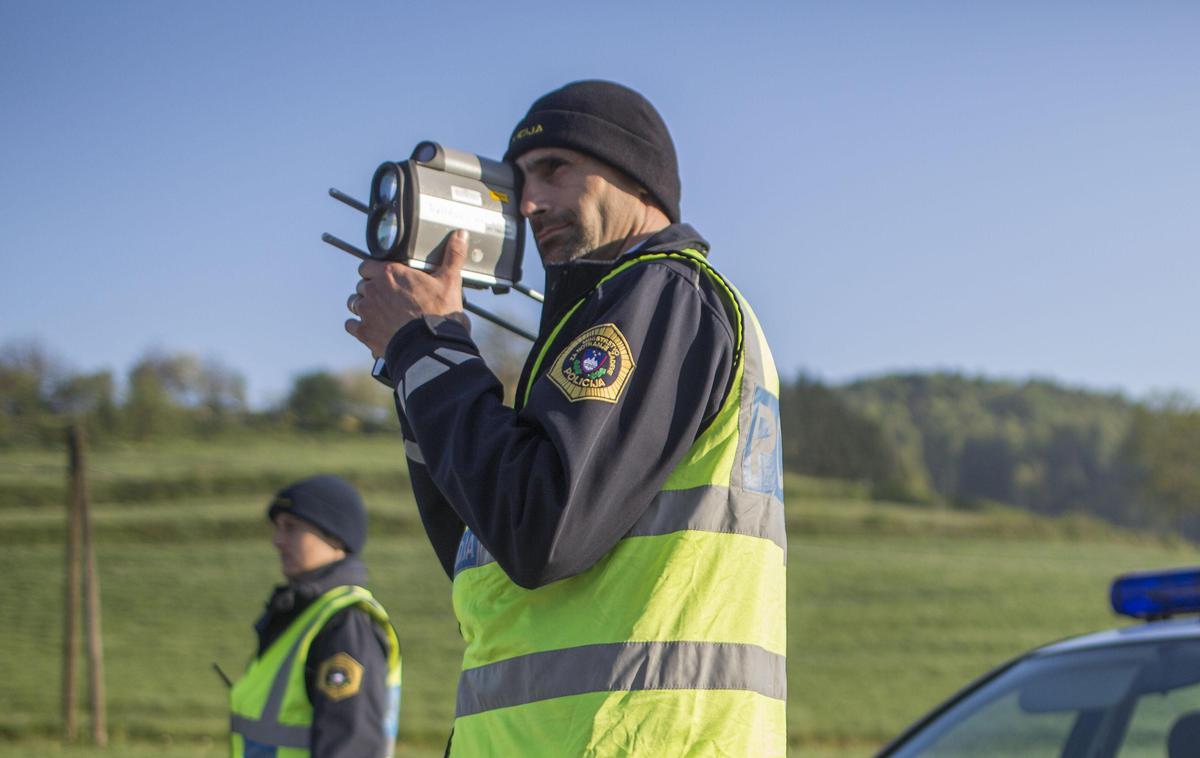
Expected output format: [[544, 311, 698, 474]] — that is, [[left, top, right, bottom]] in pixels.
[[412, 142, 438, 163], [377, 170, 398, 204], [376, 210, 399, 251]]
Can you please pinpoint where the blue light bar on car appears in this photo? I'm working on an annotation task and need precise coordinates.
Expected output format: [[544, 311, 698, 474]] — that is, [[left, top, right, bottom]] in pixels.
[[1111, 567, 1200, 620]]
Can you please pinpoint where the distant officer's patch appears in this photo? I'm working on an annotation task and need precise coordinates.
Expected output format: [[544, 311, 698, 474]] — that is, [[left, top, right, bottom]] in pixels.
[[548, 323, 635, 403], [316, 652, 363, 702]]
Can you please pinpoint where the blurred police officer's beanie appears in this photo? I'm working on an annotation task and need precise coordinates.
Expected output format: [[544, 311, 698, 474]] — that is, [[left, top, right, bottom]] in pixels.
[[502, 80, 681, 223], [266, 475, 367, 553]]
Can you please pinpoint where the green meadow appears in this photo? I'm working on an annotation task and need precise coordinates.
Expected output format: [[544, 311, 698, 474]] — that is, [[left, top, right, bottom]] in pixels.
[[1, 434, 1196, 756]]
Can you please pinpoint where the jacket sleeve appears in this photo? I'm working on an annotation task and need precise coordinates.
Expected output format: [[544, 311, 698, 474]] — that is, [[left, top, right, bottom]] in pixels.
[[397, 406, 466, 579], [385, 259, 735, 588], [305, 608, 391, 758]]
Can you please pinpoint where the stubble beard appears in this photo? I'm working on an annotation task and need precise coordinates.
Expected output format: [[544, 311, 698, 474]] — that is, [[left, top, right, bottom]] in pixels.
[[537, 213, 599, 264], [554, 229, 596, 263]]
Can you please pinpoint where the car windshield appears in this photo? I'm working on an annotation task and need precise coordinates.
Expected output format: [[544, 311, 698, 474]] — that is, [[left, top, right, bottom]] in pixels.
[[885, 637, 1200, 758]]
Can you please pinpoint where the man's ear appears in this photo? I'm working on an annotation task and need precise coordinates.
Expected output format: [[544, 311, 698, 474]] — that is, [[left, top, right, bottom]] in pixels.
[[638, 187, 670, 222]]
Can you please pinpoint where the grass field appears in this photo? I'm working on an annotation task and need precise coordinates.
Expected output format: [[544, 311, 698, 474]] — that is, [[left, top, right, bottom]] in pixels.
[[2, 434, 1196, 756]]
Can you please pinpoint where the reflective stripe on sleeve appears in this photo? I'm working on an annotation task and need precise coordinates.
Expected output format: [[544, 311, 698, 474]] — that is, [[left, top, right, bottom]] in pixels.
[[404, 438, 425, 464], [403, 356, 449, 400], [434, 347, 478, 365], [455, 640, 786, 718], [403, 348, 478, 405]]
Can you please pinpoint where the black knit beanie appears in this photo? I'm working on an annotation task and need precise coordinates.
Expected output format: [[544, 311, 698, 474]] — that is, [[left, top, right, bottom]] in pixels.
[[266, 475, 367, 554], [502, 80, 681, 223]]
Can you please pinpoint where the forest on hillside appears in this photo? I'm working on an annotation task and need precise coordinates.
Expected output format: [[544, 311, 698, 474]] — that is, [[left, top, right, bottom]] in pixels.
[[3, 339, 1198, 538], [782, 372, 1200, 538]]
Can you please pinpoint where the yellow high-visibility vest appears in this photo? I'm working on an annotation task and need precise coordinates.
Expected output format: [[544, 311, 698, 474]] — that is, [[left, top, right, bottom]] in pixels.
[[229, 585, 402, 758], [450, 249, 786, 757]]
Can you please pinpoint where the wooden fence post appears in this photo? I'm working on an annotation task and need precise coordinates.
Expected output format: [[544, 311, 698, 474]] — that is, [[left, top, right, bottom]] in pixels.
[[65, 423, 107, 746], [63, 425, 84, 742]]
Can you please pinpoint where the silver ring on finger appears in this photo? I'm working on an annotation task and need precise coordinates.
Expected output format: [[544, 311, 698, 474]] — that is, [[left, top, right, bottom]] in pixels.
[[347, 293, 362, 316]]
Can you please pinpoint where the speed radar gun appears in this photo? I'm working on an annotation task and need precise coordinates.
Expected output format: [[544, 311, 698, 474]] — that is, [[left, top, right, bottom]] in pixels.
[[323, 141, 543, 386]]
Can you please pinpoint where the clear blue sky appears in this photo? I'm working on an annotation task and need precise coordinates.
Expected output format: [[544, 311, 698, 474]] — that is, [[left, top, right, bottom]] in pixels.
[[3, 2, 1197, 406]]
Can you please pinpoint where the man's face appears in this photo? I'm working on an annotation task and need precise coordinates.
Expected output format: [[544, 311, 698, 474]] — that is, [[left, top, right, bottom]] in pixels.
[[515, 147, 649, 265], [270, 511, 345, 579]]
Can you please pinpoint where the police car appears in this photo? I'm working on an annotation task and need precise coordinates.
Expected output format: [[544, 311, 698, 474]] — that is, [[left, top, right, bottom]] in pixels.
[[875, 567, 1200, 758]]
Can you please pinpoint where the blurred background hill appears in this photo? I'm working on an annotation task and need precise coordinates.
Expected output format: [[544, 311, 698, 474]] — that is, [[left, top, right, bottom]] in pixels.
[[7, 335, 1198, 542]]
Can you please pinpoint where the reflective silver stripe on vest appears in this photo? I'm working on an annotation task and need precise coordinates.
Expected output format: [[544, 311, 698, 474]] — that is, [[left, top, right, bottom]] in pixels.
[[453, 484, 784, 576], [629, 486, 785, 553], [229, 714, 310, 749], [455, 640, 786, 718]]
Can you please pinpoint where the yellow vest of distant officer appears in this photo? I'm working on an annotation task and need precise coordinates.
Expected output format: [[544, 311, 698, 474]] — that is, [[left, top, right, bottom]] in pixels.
[[229, 585, 402, 758]]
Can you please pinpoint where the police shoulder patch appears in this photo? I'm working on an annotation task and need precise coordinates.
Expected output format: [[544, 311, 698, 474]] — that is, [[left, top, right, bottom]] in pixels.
[[548, 323, 636, 404], [316, 652, 363, 702]]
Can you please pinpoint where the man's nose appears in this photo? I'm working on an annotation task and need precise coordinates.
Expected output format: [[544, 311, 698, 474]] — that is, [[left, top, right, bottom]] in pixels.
[[520, 186, 546, 219]]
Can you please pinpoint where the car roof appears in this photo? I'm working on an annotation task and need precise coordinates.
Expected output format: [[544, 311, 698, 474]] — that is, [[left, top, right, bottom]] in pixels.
[[1033, 616, 1200, 656]]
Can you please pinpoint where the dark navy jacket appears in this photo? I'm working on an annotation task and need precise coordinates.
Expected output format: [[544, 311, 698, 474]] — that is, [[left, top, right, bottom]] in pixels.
[[385, 224, 737, 588]]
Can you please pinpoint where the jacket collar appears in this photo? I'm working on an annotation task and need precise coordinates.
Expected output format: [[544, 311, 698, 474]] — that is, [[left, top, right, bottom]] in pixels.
[[284, 555, 368, 600], [253, 556, 368, 649], [537, 223, 708, 336]]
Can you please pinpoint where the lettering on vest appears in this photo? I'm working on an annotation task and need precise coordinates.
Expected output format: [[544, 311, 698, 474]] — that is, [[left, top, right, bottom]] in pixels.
[[743, 385, 784, 501], [455, 529, 495, 576]]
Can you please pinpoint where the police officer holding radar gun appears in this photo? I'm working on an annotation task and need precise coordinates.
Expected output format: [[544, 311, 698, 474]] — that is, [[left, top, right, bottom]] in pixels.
[[345, 81, 785, 756], [228, 475, 401, 758]]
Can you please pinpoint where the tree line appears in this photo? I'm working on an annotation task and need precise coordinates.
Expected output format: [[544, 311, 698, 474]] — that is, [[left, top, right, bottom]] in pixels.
[[782, 371, 1200, 539], [0, 340, 399, 444], [0, 324, 528, 445], [3, 338, 1198, 539]]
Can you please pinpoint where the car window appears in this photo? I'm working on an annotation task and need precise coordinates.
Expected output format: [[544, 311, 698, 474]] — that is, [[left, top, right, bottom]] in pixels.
[[1121, 679, 1200, 756], [885, 639, 1200, 758], [901, 692, 1078, 758]]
